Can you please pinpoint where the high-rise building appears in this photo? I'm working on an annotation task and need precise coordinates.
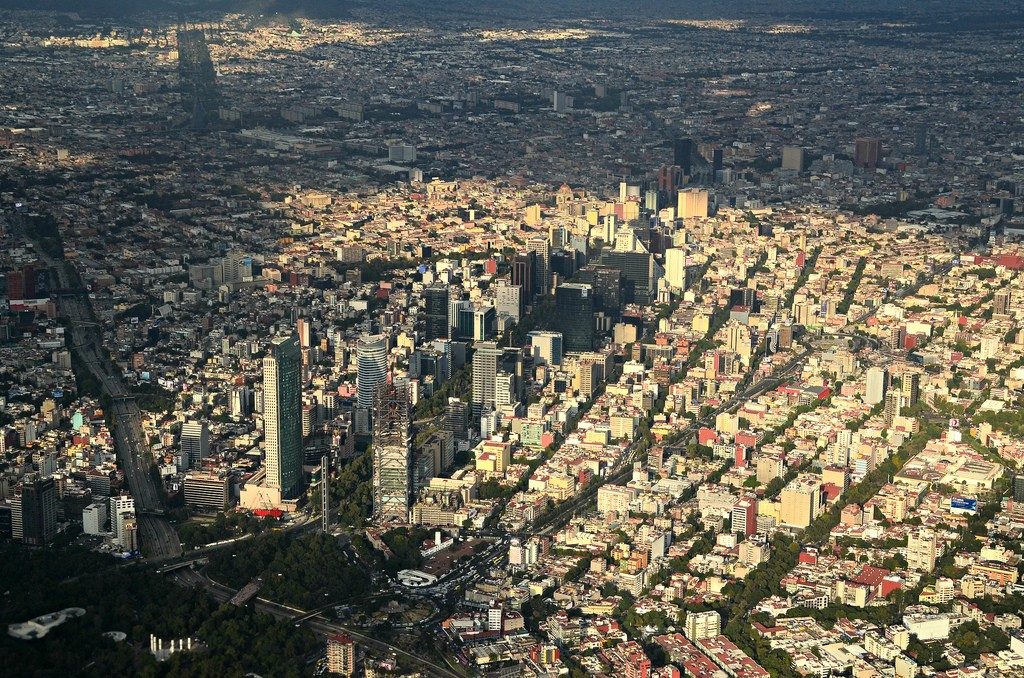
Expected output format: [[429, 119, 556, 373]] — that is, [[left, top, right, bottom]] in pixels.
[[907, 529, 938, 572], [356, 334, 388, 411], [884, 390, 902, 425], [685, 610, 721, 641], [914, 123, 928, 155], [180, 420, 210, 469], [527, 237, 551, 296], [889, 325, 906, 351], [528, 331, 563, 366], [994, 289, 1011, 316], [184, 471, 231, 510], [327, 633, 356, 676], [577, 265, 622, 316], [780, 476, 821, 528], [555, 283, 595, 353], [471, 341, 502, 421], [854, 137, 882, 169], [230, 384, 252, 420], [673, 138, 694, 175], [372, 379, 412, 524], [472, 306, 496, 341], [599, 251, 656, 303], [901, 373, 920, 407], [865, 366, 887, 405], [444, 398, 469, 442], [12, 474, 57, 546], [423, 285, 450, 341], [677, 188, 709, 219], [448, 298, 475, 341], [731, 497, 757, 538], [512, 252, 536, 302], [781, 146, 805, 172], [1012, 473, 1024, 502], [264, 335, 303, 499], [665, 248, 687, 290], [296, 317, 312, 348], [109, 493, 135, 547], [494, 281, 522, 321], [82, 502, 107, 535]]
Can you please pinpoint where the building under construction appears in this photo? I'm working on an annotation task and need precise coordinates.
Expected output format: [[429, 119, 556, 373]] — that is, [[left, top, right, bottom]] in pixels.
[[372, 380, 412, 524], [177, 28, 219, 129]]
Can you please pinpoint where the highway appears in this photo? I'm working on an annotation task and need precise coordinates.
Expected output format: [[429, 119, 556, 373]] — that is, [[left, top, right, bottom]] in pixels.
[[169, 567, 463, 678], [15, 214, 182, 559]]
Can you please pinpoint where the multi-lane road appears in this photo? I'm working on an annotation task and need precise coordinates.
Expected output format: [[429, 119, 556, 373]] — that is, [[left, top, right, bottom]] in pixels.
[[17, 216, 182, 559], [169, 567, 463, 678]]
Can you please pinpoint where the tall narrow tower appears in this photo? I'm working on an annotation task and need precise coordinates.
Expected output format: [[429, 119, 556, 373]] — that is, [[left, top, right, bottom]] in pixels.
[[372, 379, 411, 524], [264, 335, 303, 500], [321, 454, 330, 533]]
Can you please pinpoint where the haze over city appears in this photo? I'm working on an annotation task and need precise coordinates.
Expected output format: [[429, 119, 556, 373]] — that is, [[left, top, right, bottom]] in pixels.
[[2, 1, 1024, 677]]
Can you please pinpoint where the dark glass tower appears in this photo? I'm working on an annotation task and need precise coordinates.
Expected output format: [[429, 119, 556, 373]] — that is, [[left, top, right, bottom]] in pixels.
[[423, 284, 449, 341], [555, 283, 595, 352]]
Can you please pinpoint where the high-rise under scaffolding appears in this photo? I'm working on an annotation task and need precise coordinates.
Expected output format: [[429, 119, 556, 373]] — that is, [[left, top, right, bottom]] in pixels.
[[372, 380, 411, 524], [177, 27, 219, 130]]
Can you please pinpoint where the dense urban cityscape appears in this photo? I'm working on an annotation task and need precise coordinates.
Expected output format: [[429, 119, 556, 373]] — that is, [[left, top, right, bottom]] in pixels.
[[2, 0, 1024, 676]]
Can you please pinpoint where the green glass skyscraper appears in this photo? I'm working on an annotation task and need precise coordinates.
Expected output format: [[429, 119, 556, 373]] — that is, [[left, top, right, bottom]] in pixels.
[[264, 334, 303, 499]]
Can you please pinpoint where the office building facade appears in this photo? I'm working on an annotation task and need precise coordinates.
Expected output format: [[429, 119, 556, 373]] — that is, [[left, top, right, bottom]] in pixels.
[[555, 283, 595, 353], [264, 335, 303, 499]]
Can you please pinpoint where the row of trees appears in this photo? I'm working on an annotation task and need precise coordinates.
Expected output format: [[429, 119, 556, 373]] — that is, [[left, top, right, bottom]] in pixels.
[[836, 257, 867, 314]]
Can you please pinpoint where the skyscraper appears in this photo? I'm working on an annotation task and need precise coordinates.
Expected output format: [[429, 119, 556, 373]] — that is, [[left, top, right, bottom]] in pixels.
[[12, 474, 56, 546], [673, 138, 694, 175], [296, 317, 312, 348], [599, 250, 655, 303], [180, 420, 210, 469], [865, 366, 887, 405], [555, 283, 595, 352], [494, 280, 522, 321], [901, 372, 920, 407], [512, 252, 536, 302], [527, 237, 551, 296], [373, 379, 411, 524], [578, 265, 622, 315], [781, 146, 805, 172], [444, 397, 469, 442], [665, 248, 687, 290], [1012, 473, 1024, 502], [423, 284, 449, 341], [471, 341, 502, 421], [264, 335, 303, 499], [854, 137, 881, 169], [109, 493, 135, 547], [356, 334, 388, 410], [677, 188, 709, 219]]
